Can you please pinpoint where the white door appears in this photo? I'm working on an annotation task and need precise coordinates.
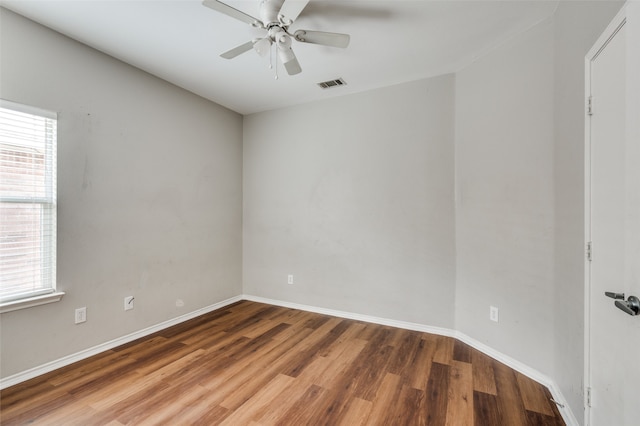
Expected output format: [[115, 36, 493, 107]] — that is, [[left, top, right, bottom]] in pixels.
[[586, 6, 640, 426]]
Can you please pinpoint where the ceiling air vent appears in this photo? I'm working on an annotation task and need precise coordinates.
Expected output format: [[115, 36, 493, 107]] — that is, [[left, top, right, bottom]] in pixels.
[[317, 78, 347, 89]]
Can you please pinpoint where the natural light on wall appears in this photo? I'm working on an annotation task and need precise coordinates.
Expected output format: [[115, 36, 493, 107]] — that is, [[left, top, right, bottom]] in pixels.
[[0, 100, 62, 313]]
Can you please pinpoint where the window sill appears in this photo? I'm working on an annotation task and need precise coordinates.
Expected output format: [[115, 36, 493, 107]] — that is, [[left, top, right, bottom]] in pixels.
[[0, 292, 65, 314]]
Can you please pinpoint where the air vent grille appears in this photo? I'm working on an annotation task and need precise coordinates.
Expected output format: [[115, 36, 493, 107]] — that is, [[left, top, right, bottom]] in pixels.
[[317, 78, 347, 89]]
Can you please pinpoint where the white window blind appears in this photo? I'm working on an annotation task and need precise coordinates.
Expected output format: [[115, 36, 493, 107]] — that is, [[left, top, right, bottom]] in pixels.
[[0, 100, 57, 304]]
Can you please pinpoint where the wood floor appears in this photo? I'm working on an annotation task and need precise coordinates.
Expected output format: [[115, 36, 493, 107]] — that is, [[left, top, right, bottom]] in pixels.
[[1, 301, 565, 425]]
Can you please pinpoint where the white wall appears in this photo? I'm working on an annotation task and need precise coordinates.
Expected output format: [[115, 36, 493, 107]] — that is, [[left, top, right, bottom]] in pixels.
[[243, 75, 456, 327], [455, 19, 556, 374], [0, 9, 243, 378]]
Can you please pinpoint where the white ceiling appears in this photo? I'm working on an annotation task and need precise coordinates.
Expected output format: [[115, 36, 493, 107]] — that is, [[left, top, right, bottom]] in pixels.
[[1, 0, 559, 115]]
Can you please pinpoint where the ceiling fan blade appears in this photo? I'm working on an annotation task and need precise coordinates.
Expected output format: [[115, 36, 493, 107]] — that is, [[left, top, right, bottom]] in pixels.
[[278, 0, 310, 23], [220, 41, 255, 59], [202, 0, 262, 27], [293, 30, 350, 48]]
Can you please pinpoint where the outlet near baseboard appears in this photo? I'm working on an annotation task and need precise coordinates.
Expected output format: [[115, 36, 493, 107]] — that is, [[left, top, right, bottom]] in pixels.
[[490, 306, 499, 322], [75, 307, 86, 324]]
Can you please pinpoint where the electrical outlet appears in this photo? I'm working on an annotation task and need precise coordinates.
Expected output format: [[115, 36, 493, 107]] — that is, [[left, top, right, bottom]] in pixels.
[[124, 296, 134, 311], [75, 307, 86, 324], [490, 306, 499, 322], [176, 299, 184, 308], [287, 274, 294, 285]]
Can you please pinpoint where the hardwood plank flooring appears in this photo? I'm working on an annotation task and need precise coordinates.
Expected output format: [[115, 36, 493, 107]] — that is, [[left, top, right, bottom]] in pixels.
[[0, 301, 565, 425]]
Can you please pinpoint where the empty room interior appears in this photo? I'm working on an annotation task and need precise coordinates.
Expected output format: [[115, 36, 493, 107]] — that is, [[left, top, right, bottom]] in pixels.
[[0, 1, 637, 425]]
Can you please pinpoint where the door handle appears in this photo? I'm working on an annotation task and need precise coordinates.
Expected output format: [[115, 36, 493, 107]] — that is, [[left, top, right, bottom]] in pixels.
[[614, 295, 640, 316], [605, 291, 625, 300]]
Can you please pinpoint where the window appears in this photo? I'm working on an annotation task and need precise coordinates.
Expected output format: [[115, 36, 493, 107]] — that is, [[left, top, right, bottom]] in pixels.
[[0, 100, 62, 312]]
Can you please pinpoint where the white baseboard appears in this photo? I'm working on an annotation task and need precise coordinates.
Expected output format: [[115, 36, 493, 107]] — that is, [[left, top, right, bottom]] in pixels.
[[243, 294, 578, 426], [0, 295, 242, 390], [242, 294, 457, 338], [0, 293, 578, 425], [453, 331, 578, 426]]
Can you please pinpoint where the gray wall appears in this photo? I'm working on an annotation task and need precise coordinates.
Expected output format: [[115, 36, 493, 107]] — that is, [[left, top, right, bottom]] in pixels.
[[243, 75, 456, 327], [244, 3, 621, 422], [0, 9, 243, 378], [454, 19, 556, 375], [1, 4, 625, 422], [552, 1, 624, 422], [454, 2, 621, 422]]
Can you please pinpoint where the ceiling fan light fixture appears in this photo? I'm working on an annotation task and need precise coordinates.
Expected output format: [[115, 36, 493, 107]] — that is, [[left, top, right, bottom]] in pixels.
[[253, 37, 272, 57], [275, 32, 295, 64], [273, 30, 291, 48], [277, 44, 295, 64]]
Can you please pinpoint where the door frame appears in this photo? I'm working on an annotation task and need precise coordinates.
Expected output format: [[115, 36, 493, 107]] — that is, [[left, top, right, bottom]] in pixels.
[[583, 6, 627, 426]]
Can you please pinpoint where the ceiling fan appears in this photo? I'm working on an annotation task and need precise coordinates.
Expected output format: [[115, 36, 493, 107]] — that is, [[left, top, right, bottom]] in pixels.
[[202, 0, 350, 76]]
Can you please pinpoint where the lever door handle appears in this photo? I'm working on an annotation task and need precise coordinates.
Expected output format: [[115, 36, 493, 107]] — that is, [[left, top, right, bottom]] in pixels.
[[614, 295, 640, 316], [605, 291, 625, 300]]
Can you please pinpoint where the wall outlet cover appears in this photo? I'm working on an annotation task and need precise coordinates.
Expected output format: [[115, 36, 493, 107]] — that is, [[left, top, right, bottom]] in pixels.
[[75, 307, 86, 324], [490, 306, 499, 322]]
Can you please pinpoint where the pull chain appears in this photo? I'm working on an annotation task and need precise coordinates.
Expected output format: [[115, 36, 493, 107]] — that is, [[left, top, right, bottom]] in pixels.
[[274, 44, 279, 80], [268, 43, 278, 80]]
